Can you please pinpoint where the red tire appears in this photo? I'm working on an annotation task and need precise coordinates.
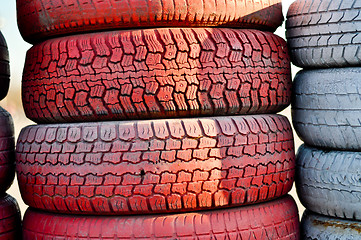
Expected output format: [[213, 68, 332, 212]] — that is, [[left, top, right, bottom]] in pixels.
[[22, 28, 291, 123], [0, 107, 15, 193], [0, 32, 10, 101], [17, 0, 283, 44], [23, 195, 299, 239], [0, 194, 22, 240], [16, 114, 295, 215]]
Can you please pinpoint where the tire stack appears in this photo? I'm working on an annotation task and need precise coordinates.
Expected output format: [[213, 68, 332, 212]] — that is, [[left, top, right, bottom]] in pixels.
[[16, 0, 300, 238], [287, 0, 361, 239], [0, 32, 23, 239]]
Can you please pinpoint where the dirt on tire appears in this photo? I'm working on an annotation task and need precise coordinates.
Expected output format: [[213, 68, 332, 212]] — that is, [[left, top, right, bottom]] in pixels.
[[301, 210, 361, 240]]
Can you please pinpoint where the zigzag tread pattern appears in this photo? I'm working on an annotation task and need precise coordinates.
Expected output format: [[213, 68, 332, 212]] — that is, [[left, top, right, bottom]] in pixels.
[[22, 28, 291, 123], [301, 211, 361, 240], [16, 114, 295, 214], [23, 196, 299, 239], [286, 0, 361, 67], [296, 145, 361, 220], [17, 0, 283, 43]]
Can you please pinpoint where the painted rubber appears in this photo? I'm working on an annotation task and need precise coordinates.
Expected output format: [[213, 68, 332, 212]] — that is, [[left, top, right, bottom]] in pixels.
[[286, 0, 361, 68], [17, 0, 284, 44], [301, 210, 361, 240], [0, 107, 15, 193], [23, 195, 299, 239], [296, 144, 361, 220], [0, 194, 22, 240], [22, 28, 291, 123], [0, 32, 10, 101], [16, 114, 295, 215], [292, 68, 361, 150]]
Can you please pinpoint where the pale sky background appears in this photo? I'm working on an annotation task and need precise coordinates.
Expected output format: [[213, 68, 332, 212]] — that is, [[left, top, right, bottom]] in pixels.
[[0, 0, 303, 217], [0, 0, 32, 87]]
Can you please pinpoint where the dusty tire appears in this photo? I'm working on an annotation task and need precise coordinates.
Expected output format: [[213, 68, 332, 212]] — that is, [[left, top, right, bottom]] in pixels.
[[301, 210, 361, 240], [16, 114, 295, 215], [0, 32, 10, 101], [292, 68, 361, 150], [0, 107, 15, 193], [296, 145, 361, 220], [286, 0, 361, 68], [22, 28, 291, 123], [0, 194, 22, 240], [17, 0, 284, 44], [23, 195, 299, 239]]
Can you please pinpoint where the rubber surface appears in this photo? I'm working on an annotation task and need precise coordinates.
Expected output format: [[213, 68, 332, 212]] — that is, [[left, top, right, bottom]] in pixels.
[[17, 0, 284, 44], [286, 0, 361, 68], [296, 144, 361, 220], [0, 194, 22, 240], [0, 32, 10, 101], [22, 28, 291, 123], [301, 210, 361, 240], [292, 68, 361, 150], [23, 195, 299, 239], [16, 114, 295, 215], [0, 107, 15, 193]]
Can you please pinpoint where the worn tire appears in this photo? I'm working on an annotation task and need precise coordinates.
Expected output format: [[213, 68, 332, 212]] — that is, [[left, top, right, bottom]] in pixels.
[[0, 194, 22, 240], [286, 0, 361, 68], [16, 114, 295, 215], [17, 0, 283, 44], [0, 107, 15, 193], [23, 195, 299, 239], [22, 28, 291, 123], [292, 68, 361, 150], [296, 145, 361, 220], [0, 32, 10, 101], [301, 210, 361, 240]]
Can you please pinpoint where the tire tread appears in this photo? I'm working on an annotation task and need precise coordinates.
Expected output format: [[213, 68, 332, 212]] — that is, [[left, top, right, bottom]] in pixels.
[[23, 28, 291, 123], [16, 115, 295, 214], [286, 0, 361, 67]]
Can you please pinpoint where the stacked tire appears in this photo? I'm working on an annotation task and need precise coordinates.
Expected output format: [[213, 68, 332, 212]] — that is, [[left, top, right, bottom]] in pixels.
[[0, 32, 23, 239], [16, 0, 300, 238], [287, 0, 361, 239]]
